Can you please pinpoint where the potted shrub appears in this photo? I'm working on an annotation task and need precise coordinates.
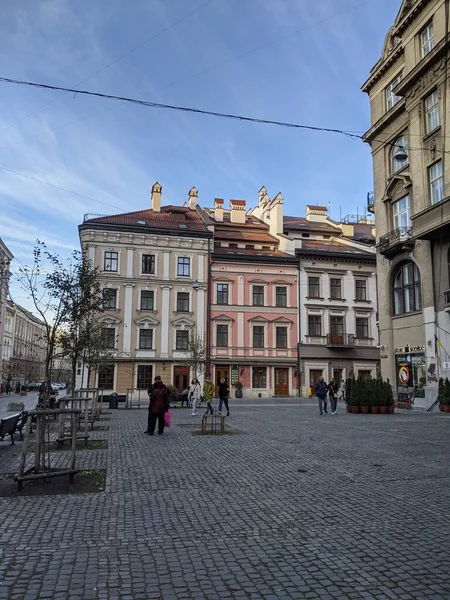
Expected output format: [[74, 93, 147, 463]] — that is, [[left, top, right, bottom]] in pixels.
[[385, 382, 395, 414], [350, 377, 361, 413], [437, 378, 445, 412], [443, 378, 450, 412], [371, 378, 381, 414], [345, 377, 353, 413], [360, 378, 370, 414], [234, 381, 243, 399]]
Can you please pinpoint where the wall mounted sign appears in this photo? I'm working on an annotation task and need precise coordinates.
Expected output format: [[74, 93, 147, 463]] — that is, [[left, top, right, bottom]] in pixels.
[[231, 365, 239, 384], [394, 345, 425, 354]]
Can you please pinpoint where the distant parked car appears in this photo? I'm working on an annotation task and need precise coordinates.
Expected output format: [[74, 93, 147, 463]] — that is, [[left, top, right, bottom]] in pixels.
[[26, 382, 41, 391], [51, 382, 64, 390]]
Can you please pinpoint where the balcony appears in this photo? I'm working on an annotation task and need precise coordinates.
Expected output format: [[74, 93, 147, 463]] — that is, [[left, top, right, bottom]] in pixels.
[[367, 192, 374, 214], [445, 290, 450, 313], [411, 196, 450, 241], [326, 334, 355, 348], [378, 227, 415, 258]]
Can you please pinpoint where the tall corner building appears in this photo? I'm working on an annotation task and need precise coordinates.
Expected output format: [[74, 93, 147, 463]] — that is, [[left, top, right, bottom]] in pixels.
[[362, 0, 450, 408]]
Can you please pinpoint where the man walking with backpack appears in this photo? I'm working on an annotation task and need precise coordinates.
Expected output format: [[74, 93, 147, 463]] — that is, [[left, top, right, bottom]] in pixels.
[[314, 376, 329, 416]]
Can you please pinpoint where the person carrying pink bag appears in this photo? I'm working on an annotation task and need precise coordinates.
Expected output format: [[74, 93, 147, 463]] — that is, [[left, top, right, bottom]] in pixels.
[[146, 376, 169, 436]]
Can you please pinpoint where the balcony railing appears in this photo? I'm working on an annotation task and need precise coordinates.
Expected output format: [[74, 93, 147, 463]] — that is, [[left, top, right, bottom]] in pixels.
[[444, 290, 450, 313], [326, 334, 355, 347], [378, 226, 414, 257], [367, 192, 374, 214]]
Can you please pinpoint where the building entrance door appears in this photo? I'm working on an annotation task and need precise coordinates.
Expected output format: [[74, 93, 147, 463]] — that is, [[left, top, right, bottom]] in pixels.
[[310, 369, 323, 388], [274, 368, 289, 395], [173, 366, 189, 394], [215, 366, 230, 395], [330, 317, 344, 345]]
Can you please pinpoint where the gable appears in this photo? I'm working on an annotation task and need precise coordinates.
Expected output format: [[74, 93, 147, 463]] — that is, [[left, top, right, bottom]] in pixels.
[[394, 0, 414, 26]]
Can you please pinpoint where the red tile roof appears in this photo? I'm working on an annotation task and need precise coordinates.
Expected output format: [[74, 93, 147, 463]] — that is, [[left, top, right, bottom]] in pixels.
[[229, 199, 246, 206], [284, 216, 340, 233], [300, 240, 374, 255], [306, 205, 328, 211], [214, 247, 293, 259], [83, 206, 209, 233]]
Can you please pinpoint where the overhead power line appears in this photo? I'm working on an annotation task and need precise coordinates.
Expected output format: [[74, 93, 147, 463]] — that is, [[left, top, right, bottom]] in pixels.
[[0, 164, 124, 211], [0, 75, 447, 157], [0, 0, 380, 153], [0, 0, 215, 138]]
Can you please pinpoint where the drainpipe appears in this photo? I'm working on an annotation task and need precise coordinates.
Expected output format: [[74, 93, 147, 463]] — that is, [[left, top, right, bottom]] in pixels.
[[297, 260, 302, 397], [206, 236, 213, 376]]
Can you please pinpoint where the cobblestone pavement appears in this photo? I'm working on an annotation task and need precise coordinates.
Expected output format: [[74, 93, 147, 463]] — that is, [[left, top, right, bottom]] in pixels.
[[1, 399, 450, 600]]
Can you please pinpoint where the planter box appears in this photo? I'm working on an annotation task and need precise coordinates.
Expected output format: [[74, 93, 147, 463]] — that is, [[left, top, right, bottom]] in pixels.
[[371, 406, 379, 414], [360, 406, 369, 414], [350, 406, 360, 414]]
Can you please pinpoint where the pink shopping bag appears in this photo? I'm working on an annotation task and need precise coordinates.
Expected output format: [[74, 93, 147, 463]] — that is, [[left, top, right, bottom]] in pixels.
[[164, 410, 172, 427]]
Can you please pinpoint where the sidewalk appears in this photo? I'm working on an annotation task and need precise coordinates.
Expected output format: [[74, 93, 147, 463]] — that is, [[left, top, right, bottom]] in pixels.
[[1, 401, 450, 599]]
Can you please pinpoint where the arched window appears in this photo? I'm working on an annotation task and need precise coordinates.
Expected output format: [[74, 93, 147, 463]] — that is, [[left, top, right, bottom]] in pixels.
[[393, 261, 422, 315], [391, 135, 408, 173]]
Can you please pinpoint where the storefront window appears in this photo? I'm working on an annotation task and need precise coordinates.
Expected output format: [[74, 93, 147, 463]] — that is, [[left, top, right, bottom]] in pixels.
[[395, 353, 425, 391]]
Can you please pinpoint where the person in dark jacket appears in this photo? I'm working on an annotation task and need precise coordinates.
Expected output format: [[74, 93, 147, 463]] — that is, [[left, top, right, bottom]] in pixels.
[[146, 376, 170, 435], [218, 378, 230, 416], [314, 376, 328, 416], [328, 379, 338, 414]]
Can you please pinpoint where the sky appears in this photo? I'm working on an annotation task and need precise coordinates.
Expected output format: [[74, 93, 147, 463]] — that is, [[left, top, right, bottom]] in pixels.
[[0, 0, 400, 312]]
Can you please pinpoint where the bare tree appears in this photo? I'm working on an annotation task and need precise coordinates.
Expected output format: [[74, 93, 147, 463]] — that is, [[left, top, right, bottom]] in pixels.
[[180, 328, 206, 380], [17, 242, 104, 397]]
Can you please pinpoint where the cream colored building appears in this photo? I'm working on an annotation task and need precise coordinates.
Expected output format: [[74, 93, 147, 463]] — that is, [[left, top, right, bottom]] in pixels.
[[0, 238, 13, 379], [362, 0, 450, 408], [10, 303, 46, 385], [79, 184, 212, 396]]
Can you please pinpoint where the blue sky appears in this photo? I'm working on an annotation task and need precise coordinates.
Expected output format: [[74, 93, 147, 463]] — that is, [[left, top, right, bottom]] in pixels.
[[0, 0, 399, 310]]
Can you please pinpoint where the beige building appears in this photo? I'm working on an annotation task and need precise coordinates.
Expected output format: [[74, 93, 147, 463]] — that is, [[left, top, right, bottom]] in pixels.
[[0, 238, 13, 379], [362, 0, 450, 407], [79, 184, 212, 397], [9, 303, 46, 385]]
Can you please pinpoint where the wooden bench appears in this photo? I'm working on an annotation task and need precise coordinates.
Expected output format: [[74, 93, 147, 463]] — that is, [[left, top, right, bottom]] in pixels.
[[0, 414, 21, 445], [201, 414, 226, 434]]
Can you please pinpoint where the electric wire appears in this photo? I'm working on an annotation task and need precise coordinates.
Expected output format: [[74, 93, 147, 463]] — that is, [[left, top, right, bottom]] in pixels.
[[0, 0, 381, 153], [0, 0, 215, 138]]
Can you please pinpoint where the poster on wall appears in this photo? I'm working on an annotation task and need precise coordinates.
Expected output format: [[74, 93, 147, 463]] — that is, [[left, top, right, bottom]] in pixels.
[[231, 365, 239, 385], [396, 354, 412, 389]]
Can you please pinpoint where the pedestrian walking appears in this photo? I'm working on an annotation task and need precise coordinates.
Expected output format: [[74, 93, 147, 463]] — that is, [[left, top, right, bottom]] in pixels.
[[218, 377, 230, 416], [328, 379, 338, 414], [314, 376, 328, 415], [339, 380, 346, 403], [202, 375, 215, 415], [146, 376, 169, 435], [188, 378, 202, 416], [15, 382, 21, 394]]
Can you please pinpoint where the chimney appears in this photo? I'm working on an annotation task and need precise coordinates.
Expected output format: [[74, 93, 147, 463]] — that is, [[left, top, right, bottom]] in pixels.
[[306, 205, 328, 222], [214, 198, 224, 222], [259, 186, 268, 207], [341, 223, 354, 237], [188, 187, 198, 209], [269, 193, 283, 236], [230, 200, 246, 224], [151, 182, 162, 212]]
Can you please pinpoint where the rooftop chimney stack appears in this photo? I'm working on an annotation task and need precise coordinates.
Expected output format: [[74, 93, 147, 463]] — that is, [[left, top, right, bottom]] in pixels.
[[151, 182, 162, 213], [305, 205, 328, 223], [188, 187, 198, 210], [269, 193, 283, 236], [230, 199, 246, 224], [214, 198, 224, 222]]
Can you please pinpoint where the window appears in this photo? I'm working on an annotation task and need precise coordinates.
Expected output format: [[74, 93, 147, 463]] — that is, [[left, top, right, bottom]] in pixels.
[[217, 283, 229, 305], [392, 195, 411, 232], [216, 325, 228, 347], [275, 286, 287, 307], [392, 136, 408, 172], [98, 365, 114, 389], [393, 262, 422, 315], [137, 365, 153, 390], [386, 73, 403, 110], [253, 286, 264, 306], [308, 276, 320, 298], [177, 292, 189, 312], [177, 257, 190, 277], [421, 22, 434, 57], [276, 327, 287, 349], [330, 317, 344, 341], [308, 315, 322, 336], [142, 254, 155, 275], [429, 161, 444, 205], [252, 367, 267, 388], [330, 278, 342, 300], [176, 330, 189, 350], [140, 290, 154, 311], [104, 252, 118, 272], [139, 329, 153, 349], [103, 289, 117, 309], [101, 327, 116, 349], [425, 91, 440, 133], [253, 326, 265, 348], [356, 318, 369, 339], [355, 280, 367, 301]]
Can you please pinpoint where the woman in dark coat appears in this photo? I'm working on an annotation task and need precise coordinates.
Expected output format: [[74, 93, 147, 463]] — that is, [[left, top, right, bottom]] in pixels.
[[146, 376, 169, 435]]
